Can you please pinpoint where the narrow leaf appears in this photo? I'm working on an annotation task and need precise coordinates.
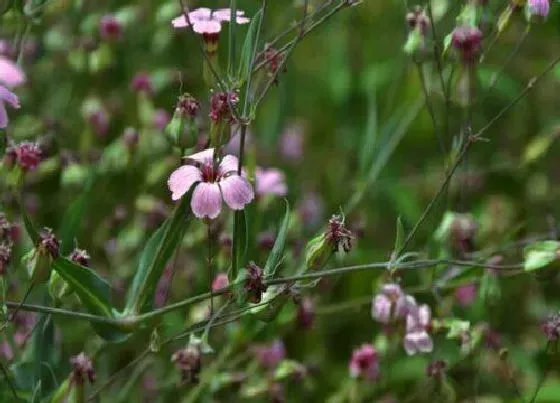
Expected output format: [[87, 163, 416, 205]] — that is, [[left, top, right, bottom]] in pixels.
[[58, 167, 98, 255], [125, 191, 192, 314], [393, 216, 404, 257], [237, 8, 263, 81], [232, 209, 248, 275], [524, 240, 560, 272], [264, 201, 290, 277]]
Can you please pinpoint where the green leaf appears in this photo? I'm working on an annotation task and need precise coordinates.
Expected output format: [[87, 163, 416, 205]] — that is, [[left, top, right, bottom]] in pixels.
[[21, 202, 39, 245], [524, 240, 560, 272], [393, 216, 404, 256], [263, 201, 290, 277], [51, 258, 127, 341], [58, 167, 98, 255], [232, 209, 248, 277], [237, 8, 263, 81], [125, 192, 192, 314]]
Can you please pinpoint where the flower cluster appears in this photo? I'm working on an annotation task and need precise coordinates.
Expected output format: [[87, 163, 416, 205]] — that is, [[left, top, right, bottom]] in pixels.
[[372, 283, 433, 355]]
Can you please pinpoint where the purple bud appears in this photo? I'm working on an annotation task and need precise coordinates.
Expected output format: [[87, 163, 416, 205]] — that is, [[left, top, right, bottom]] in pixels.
[[0, 242, 11, 276], [171, 344, 201, 384], [325, 215, 354, 253], [296, 296, 315, 330], [426, 360, 447, 378], [176, 93, 200, 118], [527, 0, 550, 18], [69, 248, 90, 267], [131, 72, 153, 95], [13, 142, 43, 172], [349, 344, 379, 381], [122, 127, 139, 149], [541, 313, 560, 341], [257, 231, 276, 251], [254, 339, 286, 369], [39, 228, 60, 259], [245, 262, 267, 303], [451, 26, 483, 63], [70, 352, 96, 384], [209, 91, 239, 123], [99, 15, 122, 42]]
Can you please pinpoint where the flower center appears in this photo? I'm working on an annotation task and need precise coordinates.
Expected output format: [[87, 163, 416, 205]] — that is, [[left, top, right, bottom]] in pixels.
[[200, 162, 217, 182]]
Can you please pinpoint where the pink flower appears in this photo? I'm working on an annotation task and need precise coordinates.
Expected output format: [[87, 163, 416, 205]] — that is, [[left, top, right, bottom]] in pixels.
[[211, 273, 229, 291], [167, 148, 254, 219], [0, 56, 25, 128], [404, 304, 433, 355], [296, 192, 324, 228], [153, 109, 170, 131], [172, 8, 250, 34], [349, 344, 379, 381], [527, 0, 550, 18], [100, 15, 122, 42], [6, 141, 42, 171], [254, 339, 286, 369], [371, 284, 416, 324], [455, 284, 477, 307], [255, 167, 288, 197], [280, 124, 304, 162]]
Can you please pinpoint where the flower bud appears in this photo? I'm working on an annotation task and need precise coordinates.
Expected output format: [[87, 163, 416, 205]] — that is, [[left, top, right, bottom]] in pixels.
[[244, 262, 267, 303], [451, 25, 483, 64], [526, 0, 550, 22], [172, 343, 201, 384], [305, 215, 354, 270], [100, 15, 122, 42], [0, 242, 11, 275], [25, 228, 59, 284], [165, 94, 200, 149]]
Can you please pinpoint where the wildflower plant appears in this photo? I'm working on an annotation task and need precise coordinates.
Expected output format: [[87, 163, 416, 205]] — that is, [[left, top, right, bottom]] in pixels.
[[0, 0, 559, 401]]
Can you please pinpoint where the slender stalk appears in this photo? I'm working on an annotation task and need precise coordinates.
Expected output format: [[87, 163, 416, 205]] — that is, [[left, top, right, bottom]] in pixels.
[[529, 342, 553, 403]]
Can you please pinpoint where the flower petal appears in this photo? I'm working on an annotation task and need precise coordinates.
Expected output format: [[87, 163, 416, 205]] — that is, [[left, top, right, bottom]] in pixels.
[[190, 7, 213, 21], [171, 15, 188, 28], [218, 155, 239, 175], [213, 8, 247, 22], [0, 57, 25, 87], [191, 182, 222, 219], [416, 332, 434, 353], [0, 101, 8, 129], [403, 334, 418, 356], [220, 174, 254, 210], [184, 148, 214, 164], [192, 20, 222, 34], [0, 86, 19, 108], [167, 165, 202, 201]]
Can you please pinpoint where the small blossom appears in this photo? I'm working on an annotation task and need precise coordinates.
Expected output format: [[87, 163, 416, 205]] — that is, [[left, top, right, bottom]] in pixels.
[[541, 313, 560, 341], [254, 339, 286, 369], [255, 167, 288, 197], [122, 127, 139, 150], [404, 304, 433, 355], [372, 284, 416, 324], [153, 108, 171, 131], [455, 284, 477, 307], [176, 93, 200, 118], [167, 148, 254, 219], [451, 26, 483, 63], [526, 0, 550, 19], [69, 248, 90, 267], [211, 273, 229, 292], [0, 340, 13, 361], [280, 124, 304, 162], [426, 360, 447, 378], [171, 344, 201, 384], [209, 90, 239, 123], [297, 192, 324, 228], [296, 296, 315, 330], [262, 45, 285, 80], [39, 228, 60, 259], [99, 15, 122, 42], [325, 215, 354, 253], [131, 72, 153, 95], [10, 141, 43, 172], [172, 8, 250, 34], [0, 56, 25, 129], [406, 6, 430, 34], [245, 262, 267, 303], [257, 231, 276, 251], [349, 344, 379, 381], [0, 242, 11, 275], [70, 352, 96, 384]]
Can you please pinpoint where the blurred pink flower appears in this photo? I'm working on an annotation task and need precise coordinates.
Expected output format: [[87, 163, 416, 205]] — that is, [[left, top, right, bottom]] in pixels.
[[172, 8, 250, 34], [6, 141, 42, 172], [349, 344, 379, 381], [0, 56, 25, 128], [212, 273, 229, 291], [297, 192, 324, 228], [153, 109, 171, 131], [255, 167, 287, 197], [527, 0, 550, 18], [0, 340, 13, 361], [167, 148, 254, 219], [404, 304, 433, 355], [254, 339, 286, 369], [100, 15, 122, 41], [371, 283, 416, 324], [455, 284, 477, 307], [280, 123, 304, 162]]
